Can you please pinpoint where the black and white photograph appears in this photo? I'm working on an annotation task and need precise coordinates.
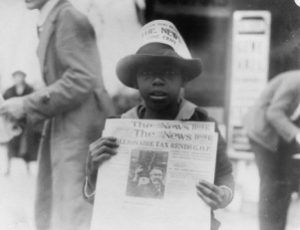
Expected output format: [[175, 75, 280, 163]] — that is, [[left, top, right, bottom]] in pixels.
[[0, 0, 300, 230], [126, 149, 168, 199]]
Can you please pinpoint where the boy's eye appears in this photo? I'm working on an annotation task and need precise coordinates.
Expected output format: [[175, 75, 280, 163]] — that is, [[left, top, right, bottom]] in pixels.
[[164, 70, 176, 76], [141, 71, 151, 76], [138, 69, 180, 78], [139, 71, 153, 78]]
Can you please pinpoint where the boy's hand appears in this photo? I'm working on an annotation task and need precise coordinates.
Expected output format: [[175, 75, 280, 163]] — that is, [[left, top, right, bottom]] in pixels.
[[196, 180, 232, 210], [87, 137, 119, 184]]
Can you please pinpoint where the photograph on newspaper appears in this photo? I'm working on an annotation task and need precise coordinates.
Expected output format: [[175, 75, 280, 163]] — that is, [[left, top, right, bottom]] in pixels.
[[126, 149, 168, 199]]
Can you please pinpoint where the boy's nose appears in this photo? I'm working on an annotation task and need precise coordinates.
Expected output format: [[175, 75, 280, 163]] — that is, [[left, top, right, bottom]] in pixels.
[[152, 76, 164, 86]]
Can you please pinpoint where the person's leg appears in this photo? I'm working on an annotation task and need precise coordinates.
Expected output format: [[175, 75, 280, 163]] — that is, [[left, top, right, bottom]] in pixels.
[[273, 140, 294, 230], [249, 139, 283, 230]]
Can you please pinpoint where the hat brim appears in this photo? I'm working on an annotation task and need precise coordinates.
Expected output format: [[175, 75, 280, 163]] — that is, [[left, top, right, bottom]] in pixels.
[[116, 54, 202, 89]]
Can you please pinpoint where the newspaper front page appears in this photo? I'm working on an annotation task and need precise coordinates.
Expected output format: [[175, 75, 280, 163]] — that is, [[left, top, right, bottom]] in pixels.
[[91, 119, 218, 230]]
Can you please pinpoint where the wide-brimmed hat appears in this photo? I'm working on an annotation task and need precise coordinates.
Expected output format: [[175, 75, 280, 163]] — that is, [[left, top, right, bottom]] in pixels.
[[116, 20, 202, 89]]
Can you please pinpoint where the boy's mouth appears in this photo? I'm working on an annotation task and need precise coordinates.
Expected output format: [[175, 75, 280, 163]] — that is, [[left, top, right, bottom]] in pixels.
[[149, 91, 167, 101]]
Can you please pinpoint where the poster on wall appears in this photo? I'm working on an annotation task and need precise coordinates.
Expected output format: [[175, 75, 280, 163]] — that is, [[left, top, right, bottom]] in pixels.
[[228, 11, 271, 154]]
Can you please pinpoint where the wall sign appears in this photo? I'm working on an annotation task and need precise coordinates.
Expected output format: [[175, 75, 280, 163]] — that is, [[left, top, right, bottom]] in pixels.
[[228, 11, 271, 152]]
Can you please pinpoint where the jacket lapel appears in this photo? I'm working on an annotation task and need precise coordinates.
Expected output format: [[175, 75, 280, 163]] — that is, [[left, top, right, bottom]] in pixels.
[[37, 0, 68, 71]]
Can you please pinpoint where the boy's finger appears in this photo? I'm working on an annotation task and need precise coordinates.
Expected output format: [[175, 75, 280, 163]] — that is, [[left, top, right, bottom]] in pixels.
[[90, 138, 119, 152], [92, 137, 117, 148], [200, 182, 224, 199], [196, 184, 221, 203], [198, 180, 220, 193], [91, 146, 117, 158], [95, 140, 119, 151], [196, 183, 213, 196], [197, 190, 218, 210], [90, 137, 117, 149]]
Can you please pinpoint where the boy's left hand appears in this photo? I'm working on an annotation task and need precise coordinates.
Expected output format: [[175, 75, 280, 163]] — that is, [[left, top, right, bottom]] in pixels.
[[196, 180, 232, 210]]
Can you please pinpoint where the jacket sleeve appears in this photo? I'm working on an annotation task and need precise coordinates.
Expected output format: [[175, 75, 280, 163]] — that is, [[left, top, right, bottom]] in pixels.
[[23, 8, 105, 124], [266, 80, 300, 143]]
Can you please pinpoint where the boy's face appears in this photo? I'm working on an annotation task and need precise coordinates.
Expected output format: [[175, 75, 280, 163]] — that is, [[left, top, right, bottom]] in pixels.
[[136, 61, 184, 111], [24, 0, 49, 10]]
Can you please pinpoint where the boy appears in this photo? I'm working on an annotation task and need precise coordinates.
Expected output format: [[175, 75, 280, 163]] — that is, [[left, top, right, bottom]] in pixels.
[[84, 20, 234, 230]]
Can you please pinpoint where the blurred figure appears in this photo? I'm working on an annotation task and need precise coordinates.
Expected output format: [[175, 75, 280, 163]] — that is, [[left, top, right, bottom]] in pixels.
[[3, 70, 40, 175], [244, 70, 300, 230], [147, 166, 165, 198], [128, 166, 165, 199], [0, 0, 114, 230]]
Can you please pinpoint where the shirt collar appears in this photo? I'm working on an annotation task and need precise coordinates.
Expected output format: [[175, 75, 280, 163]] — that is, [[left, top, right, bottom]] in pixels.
[[121, 98, 197, 120], [37, 0, 60, 27]]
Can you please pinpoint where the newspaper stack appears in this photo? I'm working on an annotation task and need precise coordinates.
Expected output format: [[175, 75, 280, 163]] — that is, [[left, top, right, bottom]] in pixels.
[[91, 119, 219, 230]]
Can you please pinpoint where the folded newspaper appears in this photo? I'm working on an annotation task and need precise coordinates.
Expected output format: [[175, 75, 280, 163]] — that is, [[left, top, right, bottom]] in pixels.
[[91, 119, 218, 230], [0, 95, 22, 143]]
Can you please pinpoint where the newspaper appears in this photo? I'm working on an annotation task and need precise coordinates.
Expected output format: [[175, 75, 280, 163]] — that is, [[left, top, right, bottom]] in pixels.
[[0, 95, 22, 143], [104, 118, 215, 133], [91, 119, 218, 230]]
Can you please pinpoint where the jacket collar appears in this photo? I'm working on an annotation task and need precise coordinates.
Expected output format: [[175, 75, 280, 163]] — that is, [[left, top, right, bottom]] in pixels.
[[37, 0, 60, 27], [121, 98, 197, 120], [37, 0, 69, 72]]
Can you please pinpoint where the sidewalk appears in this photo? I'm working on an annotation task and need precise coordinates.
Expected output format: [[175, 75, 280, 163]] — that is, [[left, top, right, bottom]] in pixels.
[[0, 157, 36, 230], [0, 153, 299, 230]]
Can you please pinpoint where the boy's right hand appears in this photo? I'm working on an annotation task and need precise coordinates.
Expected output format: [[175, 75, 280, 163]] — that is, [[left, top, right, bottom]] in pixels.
[[87, 137, 119, 184]]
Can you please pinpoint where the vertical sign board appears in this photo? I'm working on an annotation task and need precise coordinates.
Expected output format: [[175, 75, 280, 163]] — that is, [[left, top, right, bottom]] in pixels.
[[228, 11, 271, 154]]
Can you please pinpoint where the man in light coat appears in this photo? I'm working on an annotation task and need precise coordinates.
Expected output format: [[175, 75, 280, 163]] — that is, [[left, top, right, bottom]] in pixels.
[[244, 70, 300, 230], [0, 0, 115, 229]]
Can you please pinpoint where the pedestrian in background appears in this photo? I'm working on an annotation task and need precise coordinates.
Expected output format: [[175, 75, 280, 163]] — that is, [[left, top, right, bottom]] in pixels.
[[244, 70, 300, 230], [0, 0, 114, 230], [3, 70, 40, 175]]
